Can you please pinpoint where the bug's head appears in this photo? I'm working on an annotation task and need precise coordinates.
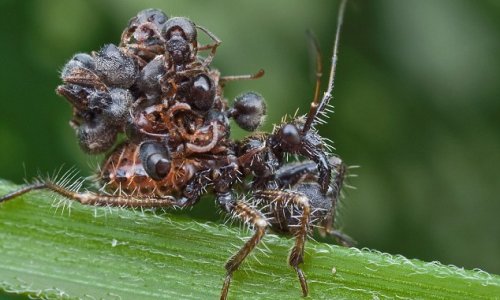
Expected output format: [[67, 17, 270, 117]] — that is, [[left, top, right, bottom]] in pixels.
[[279, 124, 302, 147]]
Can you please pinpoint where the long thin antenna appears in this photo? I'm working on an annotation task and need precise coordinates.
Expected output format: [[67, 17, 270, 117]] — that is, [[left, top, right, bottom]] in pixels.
[[303, 0, 347, 133], [306, 30, 323, 113]]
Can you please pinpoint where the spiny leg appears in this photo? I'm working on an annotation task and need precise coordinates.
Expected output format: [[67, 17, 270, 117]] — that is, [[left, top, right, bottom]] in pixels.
[[0, 181, 182, 208], [256, 190, 311, 297], [275, 158, 355, 247], [219, 199, 268, 300]]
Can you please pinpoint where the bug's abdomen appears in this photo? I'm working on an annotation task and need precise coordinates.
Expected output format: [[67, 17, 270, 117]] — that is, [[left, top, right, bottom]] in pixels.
[[99, 142, 188, 197]]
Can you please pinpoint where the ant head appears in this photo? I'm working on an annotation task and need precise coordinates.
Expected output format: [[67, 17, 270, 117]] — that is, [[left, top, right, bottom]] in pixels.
[[139, 141, 171, 181], [57, 84, 92, 111], [162, 17, 197, 68]]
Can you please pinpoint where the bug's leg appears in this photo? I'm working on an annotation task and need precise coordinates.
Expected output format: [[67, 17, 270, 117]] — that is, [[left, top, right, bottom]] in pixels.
[[320, 225, 356, 247], [275, 160, 320, 188], [275, 158, 355, 247], [217, 193, 268, 300], [256, 190, 311, 297], [179, 169, 212, 207], [0, 181, 183, 208]]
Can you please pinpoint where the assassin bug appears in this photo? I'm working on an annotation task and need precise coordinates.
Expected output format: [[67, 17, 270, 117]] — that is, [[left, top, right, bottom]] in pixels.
[[0, 0, 351, 298]]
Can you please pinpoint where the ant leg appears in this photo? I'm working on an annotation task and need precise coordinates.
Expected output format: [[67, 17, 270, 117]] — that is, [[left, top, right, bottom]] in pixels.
[[196, 25, 221, 67], [0, 181, 182, 208], [220, 69, 264, 84], [218, 196, 268, 300], [256, 190, 311, 297]]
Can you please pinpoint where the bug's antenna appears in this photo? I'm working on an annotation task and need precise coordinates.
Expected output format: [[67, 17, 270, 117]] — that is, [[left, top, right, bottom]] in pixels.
[[303, 0, 347, 133], [306, 30, 323, 115]]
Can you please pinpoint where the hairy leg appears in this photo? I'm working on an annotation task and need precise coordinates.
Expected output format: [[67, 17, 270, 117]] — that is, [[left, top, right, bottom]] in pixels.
[[218, 197, 268, 300], [255, 189, 311, 297], [0, 181, 183, 208]]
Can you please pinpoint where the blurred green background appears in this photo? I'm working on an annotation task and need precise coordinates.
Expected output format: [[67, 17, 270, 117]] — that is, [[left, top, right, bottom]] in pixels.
[[0, 0, 499, 288]]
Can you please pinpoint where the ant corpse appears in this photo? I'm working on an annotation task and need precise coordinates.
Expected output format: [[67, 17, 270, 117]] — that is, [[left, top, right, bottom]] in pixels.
[[0, 0, 353, 298]]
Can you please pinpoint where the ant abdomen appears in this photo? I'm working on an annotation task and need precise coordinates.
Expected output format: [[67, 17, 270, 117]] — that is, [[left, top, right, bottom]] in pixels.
[[77, 119, 118, 154], [183, 74, 216, 111], [230, 91, 266, 131], [94, 44, 138, 88], [61, 53, 95, 79], [136, 56, 166, 100]]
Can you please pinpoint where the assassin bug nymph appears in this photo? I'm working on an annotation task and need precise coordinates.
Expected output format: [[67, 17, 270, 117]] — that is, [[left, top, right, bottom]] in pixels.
[[0, 0, 351, 299]]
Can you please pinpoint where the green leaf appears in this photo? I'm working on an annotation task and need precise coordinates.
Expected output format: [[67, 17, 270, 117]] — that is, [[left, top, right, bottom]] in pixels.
[[0, 181, 499, 299]]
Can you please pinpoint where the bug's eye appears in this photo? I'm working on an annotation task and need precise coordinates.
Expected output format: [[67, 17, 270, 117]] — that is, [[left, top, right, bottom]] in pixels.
[[139, 141, 171, 181], [280, 124, 301, 145], [189, 74, 215, 110]]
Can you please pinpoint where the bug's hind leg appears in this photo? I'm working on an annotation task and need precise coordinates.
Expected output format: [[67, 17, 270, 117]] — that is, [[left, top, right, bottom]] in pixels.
[[217, 194, 268, 300], [256, 189, 312, 297], [0, 181, 181, 208], [0, 182, 47, 202]]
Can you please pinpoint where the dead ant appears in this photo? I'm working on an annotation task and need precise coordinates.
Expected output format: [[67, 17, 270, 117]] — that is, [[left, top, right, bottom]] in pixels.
[[0, 0, 351, 299]]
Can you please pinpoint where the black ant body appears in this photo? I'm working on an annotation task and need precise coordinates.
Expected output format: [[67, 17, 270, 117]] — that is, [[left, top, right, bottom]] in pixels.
[[0, 1, 351, 299]]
